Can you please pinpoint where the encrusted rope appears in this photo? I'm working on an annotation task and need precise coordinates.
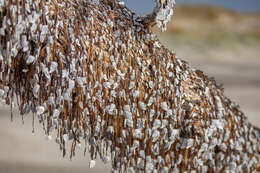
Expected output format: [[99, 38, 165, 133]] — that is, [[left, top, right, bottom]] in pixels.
[[0, 0, 259, 172]]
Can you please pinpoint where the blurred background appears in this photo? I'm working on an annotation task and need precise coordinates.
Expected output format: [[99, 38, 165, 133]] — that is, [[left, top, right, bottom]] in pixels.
[[0, 0, 260, 173], [124, 0, 260, 14]]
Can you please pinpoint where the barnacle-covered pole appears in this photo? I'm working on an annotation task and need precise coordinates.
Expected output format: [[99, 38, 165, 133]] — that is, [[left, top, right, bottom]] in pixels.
[[0, 0, 260, 172]]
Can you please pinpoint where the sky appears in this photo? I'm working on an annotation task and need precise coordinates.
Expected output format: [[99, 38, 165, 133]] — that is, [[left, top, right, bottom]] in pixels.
[[122, 0, 260, 14]]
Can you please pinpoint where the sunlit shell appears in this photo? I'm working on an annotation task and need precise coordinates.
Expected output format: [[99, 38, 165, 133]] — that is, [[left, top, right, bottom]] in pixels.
[[36, 106, 45, 115], [89, 160, 96, 168]]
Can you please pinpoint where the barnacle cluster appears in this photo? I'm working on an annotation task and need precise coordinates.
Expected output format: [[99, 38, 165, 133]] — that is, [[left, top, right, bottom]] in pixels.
[[136, 0, 175, 32], [0, 0, 260, 172]]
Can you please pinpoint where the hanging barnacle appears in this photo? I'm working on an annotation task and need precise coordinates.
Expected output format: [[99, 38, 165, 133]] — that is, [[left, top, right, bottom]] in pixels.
[[136, 0, 175, 31], [0, 0, 260, 172]]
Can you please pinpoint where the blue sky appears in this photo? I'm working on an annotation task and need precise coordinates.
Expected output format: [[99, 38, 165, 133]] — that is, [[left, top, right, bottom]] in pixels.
[[122, 0, 260, 14]]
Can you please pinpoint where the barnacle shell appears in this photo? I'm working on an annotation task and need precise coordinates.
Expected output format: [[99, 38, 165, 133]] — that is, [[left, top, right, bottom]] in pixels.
[[89, 160, 96, 168]]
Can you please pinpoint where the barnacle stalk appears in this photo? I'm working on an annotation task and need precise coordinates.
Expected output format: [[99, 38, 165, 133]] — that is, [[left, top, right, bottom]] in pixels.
[[0, 0, 260, 172]]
